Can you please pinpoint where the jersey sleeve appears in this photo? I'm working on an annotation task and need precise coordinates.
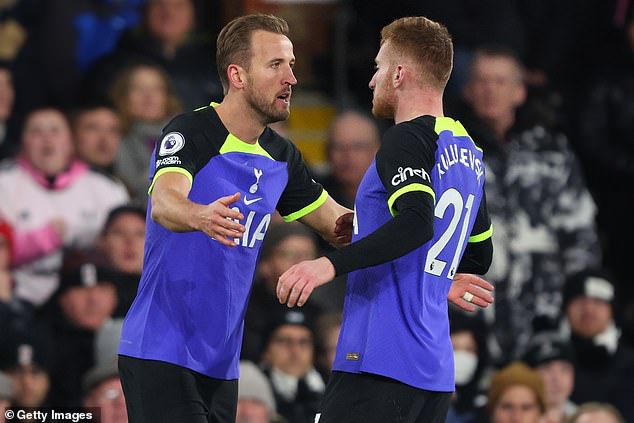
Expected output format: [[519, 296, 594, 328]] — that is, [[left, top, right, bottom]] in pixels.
[[148, 114, 211, 194], [456, 190, 493, 274], [277, 141, 327, 222], [468, 190, 493, 243], [375, 124, 437, 216]]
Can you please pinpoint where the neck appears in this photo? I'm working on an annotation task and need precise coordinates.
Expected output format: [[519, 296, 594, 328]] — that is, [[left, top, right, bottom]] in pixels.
[[215, 94, 266, 144], [393, 87, 444, 124]]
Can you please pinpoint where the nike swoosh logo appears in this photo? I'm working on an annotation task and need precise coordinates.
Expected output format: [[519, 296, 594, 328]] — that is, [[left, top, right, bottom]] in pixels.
[[243, 196, 263, 205]]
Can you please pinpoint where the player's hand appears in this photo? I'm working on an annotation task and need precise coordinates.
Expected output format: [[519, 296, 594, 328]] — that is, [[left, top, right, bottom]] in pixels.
[[277, 257, 335, 307], [333, 212, 354, 246], [448, 273, 494, 312], [197, 192, 245, 247]]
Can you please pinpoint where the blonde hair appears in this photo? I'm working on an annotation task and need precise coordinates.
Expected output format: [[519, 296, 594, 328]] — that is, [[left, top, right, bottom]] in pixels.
[[216, 14, 289, 94], [380, 16, 453, 90], [109, 62, 181, 134], [567, 402, 625, 423]]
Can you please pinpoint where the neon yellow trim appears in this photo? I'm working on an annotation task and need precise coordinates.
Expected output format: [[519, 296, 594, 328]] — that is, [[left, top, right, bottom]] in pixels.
[[219, 134, 274, 159], [283, 189, 329, 222], [387, 184, 435, 217], [210, 101, 220, 108], [434, 117, 483, 152], [148, 167, 193, 195], [468, 224, 493, 243]]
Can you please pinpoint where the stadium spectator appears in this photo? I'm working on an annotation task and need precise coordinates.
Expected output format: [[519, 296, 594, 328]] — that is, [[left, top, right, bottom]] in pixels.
[[71, 102, 122, 178], [561, 269, 634, 422], [487, 362, 546, 423], [97, 205, 145, 318], [82, 319, 127, 423], [456, 46, 600, 362], [0, 107, 128, 307], [242, 223, 323, 363], [0, 332, 52, 409], [47, 261, 118, 406], [83, 0, 223, 111], [237, 360, 284, 423], [110, 61, 181, 205], [522, 332, 577, 423], [319, 110, 380, 209], [576, 11, 634, 325], [446, 308, 489, 423], [260, 309, 324, 423]]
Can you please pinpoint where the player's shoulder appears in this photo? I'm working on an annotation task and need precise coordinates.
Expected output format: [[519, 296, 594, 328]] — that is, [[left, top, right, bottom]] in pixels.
[[259, 126, 299, 162], [163, 106, 221, 134], [386, 115, 439, 144]]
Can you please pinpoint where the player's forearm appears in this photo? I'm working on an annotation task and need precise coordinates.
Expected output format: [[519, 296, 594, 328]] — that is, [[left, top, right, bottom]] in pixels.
[[300, 196, 353, 247], [151, 188, 203, 232], [325, 206, 433, 276], [457, 237, 493, 275]]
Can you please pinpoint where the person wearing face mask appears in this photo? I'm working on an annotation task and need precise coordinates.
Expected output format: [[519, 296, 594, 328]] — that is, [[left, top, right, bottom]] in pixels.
[[561, 269, 634, 422], [446, 307, 489, 423]]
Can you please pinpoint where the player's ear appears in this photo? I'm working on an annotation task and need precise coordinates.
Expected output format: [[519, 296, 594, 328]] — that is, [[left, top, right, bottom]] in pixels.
[[227, 64, 246, 89], [393, 65, 404, 88]]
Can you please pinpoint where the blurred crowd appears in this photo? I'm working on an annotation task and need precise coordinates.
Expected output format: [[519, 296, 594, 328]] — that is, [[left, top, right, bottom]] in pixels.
[[0, 1, 633, 423]]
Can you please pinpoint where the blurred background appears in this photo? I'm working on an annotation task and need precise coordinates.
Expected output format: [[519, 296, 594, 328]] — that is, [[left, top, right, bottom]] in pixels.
[[0, 1, 633, 423]]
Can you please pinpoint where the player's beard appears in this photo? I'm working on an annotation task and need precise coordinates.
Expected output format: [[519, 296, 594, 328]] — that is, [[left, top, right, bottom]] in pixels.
[[245, 84, 290, 125], [371, 84, 396, 119]]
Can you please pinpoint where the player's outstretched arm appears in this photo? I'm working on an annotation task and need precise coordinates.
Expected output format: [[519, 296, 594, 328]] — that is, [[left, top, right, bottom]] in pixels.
[[151, 172, 245, 246], [299, 195, 353, 248], [277, 257, 335, 308], [448, 273, 494, 312]]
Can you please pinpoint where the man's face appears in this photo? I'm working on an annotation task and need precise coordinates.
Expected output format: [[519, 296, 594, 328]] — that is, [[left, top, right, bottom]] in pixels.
[[146, 0, 194, 46], [243, 30, 297, 125], [465, 56, 525, 124], [536, 360, 574, 409], [59, 284, 117, 331], [22, 110, 74, 177], [74, 108, 121, 168], [492, 385, 542, 423], [0, 68, 15, 121], [236, 398, 269, 423], [566, 297, 613, 338], [263, 324, 314, 378], [128, 66, 169, 123], [369, 42, 397, 119], [83, 377, 127, 423], [328, 115, 379, 189], [9, 365, 50, 408], [101, 213, 146, 274]]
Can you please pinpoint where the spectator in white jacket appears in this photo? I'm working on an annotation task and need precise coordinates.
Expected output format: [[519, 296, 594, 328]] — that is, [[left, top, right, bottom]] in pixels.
[[0, 107, 129, 307]]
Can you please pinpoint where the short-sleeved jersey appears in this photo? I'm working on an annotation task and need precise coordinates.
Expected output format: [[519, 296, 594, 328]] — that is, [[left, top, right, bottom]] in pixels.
[[119, 105, 326, 380], [332, 116, 492, 391]]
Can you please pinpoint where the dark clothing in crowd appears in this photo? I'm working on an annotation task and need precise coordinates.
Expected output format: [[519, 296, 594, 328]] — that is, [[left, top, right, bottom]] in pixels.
[[81, 29, 223, 110]]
